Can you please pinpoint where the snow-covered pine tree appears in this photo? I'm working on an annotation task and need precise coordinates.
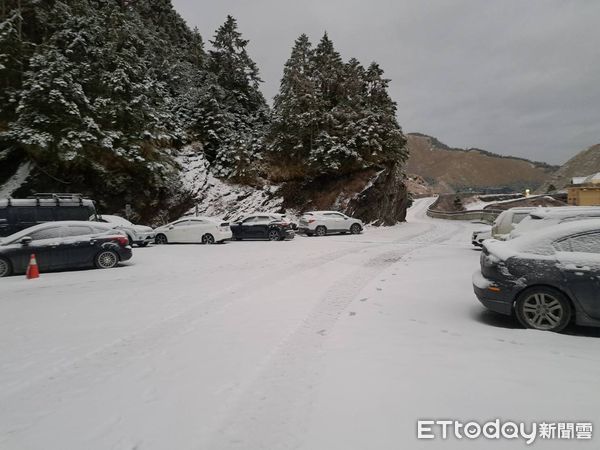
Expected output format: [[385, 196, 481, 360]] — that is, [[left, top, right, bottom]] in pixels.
[[269, 34, 318, 174], [269, 32, 406, 178], [202, 15, 269, 180]]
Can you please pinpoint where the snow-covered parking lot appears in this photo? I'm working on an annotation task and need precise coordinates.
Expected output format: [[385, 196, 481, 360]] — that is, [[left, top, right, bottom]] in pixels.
[[1, 198, 599, 450]]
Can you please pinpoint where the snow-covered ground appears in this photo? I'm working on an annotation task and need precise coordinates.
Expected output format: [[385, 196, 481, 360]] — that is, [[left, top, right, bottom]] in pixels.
[[1, 198, 599, 450]]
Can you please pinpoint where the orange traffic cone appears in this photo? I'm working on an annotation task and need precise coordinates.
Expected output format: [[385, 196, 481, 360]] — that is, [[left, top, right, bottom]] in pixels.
[[26, 254, 40, 279]]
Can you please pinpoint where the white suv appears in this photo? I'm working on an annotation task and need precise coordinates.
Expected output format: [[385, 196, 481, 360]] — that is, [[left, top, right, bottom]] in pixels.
[[96, 214, 155, 247], [299, 211, 363, 236]]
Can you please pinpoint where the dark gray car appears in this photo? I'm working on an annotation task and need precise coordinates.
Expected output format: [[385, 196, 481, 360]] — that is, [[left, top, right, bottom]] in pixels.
[[0, 221, 132, 277], [473, 219, 600, 332]]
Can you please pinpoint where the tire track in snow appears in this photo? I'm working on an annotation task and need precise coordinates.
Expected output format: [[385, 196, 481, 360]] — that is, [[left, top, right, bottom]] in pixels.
[[0, 208, 447, 442], [203, 217, 462, 450]]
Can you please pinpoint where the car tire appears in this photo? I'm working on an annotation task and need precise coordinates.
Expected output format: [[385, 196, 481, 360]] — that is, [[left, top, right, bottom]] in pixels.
[[95, 250, 119, 269], [315, 226, 327, 237], [350, 223, 362, 234], [515, 286, 572, 332], [268, 229, 281, 241], [0, 257, 12, 278], [155, 234, 168, 245], [138, 242, 149, 247], [234, 237, 242, 241], [202, 233, 215, 245]]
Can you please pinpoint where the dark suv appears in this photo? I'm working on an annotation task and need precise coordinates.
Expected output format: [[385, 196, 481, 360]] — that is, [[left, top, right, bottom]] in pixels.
[[0, 194, 97, 237]]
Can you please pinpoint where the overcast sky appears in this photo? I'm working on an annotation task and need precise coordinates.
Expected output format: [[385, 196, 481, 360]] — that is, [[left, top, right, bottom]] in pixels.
[[172, 0, 599, 164]]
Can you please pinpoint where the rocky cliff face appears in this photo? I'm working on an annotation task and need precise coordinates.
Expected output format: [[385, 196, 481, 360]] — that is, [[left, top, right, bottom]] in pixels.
[[539, 143, 600, 192], [405, 133, 557, 193], [348, 162, 409, 225], [277, 163, 409, 225]]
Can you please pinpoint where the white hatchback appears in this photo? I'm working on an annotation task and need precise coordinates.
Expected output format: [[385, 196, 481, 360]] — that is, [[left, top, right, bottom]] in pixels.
[[299, 211, 363, 236], [154, 217, 232, 244]]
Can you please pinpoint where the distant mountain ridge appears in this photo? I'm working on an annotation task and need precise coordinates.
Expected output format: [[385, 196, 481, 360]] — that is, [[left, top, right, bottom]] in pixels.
[[539, 143, 600, 192], [405, 133, 558, 193]]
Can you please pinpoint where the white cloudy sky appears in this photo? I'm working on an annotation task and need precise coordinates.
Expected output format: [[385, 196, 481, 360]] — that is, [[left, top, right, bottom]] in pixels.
[[172, 0, 599, 164]]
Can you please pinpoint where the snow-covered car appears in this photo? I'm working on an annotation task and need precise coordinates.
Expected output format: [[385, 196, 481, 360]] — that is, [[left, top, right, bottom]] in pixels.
[[260, 213, 298, 230], [95, 214, 155, 247], [0, 221, 132, 277], [298, 211, 363, 236], [471, 228, 492, 247], [154, 217, 232, 244], [473, 219, 600, 332], [490, 207, 536, 240], [229, 214, 295, 241], [509, 206, 600, 239]]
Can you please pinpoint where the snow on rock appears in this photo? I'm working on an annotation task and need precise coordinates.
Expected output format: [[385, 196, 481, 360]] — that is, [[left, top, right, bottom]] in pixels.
[[0, 162, 33, 198], [176, 148, 284, 220]]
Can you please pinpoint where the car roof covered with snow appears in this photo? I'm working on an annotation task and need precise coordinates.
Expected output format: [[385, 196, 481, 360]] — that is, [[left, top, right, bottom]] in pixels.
[[304, 211, 346, 215], [486, 218, 600, 259], [0, 221, 117, 244], [527, 206, 600, 219], [97, 214, 133, 226]]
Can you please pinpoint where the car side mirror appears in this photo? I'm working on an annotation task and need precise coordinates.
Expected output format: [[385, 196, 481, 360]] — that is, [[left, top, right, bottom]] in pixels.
[[21, 236, 32, 246], [168, 225, 174, 230]]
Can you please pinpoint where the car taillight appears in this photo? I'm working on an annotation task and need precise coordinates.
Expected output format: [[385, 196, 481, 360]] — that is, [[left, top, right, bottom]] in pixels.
[[110, 235, 129, 246]]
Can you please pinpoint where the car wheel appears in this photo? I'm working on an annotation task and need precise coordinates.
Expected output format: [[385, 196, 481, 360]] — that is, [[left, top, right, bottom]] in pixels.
[[202, 233, 215, 245], [268, 229, 281, 241], [515, 287, 572, 332], [155, 234, 168, 245], [95, 250, 119, 269], [350, 223, 362, 234], [315, 226, 327, 237], [0, 257, 12, 278]]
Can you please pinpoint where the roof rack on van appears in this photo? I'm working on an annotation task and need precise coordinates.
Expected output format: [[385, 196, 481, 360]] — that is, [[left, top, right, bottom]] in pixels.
[[31, 193, 86, 206]]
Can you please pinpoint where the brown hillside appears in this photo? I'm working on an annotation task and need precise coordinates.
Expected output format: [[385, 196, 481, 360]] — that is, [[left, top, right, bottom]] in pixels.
[[539, 143, 600, 192], [405, 133, 556, 193]]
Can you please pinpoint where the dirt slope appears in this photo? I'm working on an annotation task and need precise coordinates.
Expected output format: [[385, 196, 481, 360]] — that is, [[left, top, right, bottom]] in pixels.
[[539, 143, 600, 191], [405, 133, 557, 193]]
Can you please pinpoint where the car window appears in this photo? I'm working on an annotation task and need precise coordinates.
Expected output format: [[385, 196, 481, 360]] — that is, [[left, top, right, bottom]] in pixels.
[[173, 220, 190, 227], [554, 232, 600, 254], [62, 225, 94, 237], [91, 225, 111, 234], [36, 208, 54, 222], [55, 207, 90, 221], [190, 219, 207, 224], [29, 227, 62, 241], [242, 217, 256, 223], [512, 213, 529, 224]]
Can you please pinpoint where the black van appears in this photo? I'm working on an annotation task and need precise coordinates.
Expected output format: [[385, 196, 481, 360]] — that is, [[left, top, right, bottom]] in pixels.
[[0, 194, 97, 237]]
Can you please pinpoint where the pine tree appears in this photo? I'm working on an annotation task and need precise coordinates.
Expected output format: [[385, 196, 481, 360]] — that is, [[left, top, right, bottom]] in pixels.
[[193, 15, 269, 180], [270, 34, 318, 166], [268, 32, 407, 178]]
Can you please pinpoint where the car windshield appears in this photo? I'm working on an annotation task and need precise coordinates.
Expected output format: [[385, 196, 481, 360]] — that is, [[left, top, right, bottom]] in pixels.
[[101, 215, 132, 226]]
